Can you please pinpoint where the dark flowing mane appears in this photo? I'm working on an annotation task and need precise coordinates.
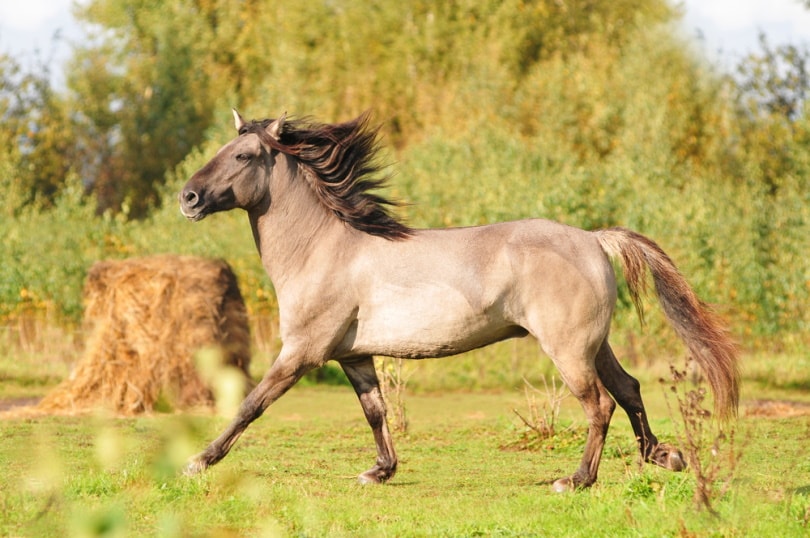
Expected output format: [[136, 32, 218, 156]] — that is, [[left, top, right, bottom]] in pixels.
[[241, 112, 412, 240]]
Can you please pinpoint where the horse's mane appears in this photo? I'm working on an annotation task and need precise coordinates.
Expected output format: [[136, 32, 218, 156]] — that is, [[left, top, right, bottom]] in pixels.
[[241, 112, 412, 240]]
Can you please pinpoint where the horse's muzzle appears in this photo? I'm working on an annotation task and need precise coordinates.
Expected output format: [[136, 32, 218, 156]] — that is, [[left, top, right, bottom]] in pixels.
[[179, 187, 206, 221]]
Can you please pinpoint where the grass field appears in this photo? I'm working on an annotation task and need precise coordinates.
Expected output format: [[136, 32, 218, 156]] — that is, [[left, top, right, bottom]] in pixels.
[[0, 335, 809, 537]]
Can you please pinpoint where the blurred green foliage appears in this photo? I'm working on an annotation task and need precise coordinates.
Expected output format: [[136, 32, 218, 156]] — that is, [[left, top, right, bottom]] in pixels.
[[1, 0, 808, 347], [0, 52, 77, 212]]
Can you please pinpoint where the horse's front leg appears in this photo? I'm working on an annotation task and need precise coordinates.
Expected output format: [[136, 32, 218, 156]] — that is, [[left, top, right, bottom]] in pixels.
[[340, 356, 397, 484], [185, 350, 315, 475]]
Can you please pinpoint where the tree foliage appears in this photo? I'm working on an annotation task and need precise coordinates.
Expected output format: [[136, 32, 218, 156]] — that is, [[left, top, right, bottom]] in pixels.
[[0, 53, 76, 214], [61, 0, 675, 214]]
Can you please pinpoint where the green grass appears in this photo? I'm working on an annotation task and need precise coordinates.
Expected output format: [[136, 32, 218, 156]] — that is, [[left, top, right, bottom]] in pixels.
[[1, 350, 809, 537]]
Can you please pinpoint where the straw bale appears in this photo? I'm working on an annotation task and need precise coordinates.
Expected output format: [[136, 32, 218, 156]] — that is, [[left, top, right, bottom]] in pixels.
[[36, 255, 252, 415]]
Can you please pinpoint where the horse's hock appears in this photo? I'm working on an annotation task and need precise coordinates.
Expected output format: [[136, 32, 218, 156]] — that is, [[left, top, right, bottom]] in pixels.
[[37, 255, 252, 415]]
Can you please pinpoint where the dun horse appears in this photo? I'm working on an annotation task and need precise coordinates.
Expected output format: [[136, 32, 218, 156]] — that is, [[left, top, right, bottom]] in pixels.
[[179, 110, 739, 491]]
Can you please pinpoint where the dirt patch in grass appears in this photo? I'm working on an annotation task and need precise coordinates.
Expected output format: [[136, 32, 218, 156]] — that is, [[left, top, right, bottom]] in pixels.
[[0, 397, 41, 412], [745, 399, 810, 417]]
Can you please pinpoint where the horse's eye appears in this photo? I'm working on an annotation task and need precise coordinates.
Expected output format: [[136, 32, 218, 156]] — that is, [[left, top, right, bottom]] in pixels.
[[236, 153, 251, 162]]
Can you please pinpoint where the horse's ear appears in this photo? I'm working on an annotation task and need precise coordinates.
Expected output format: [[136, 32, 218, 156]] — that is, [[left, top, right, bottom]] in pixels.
[[266, 112, 287, 141], [233, 109, 246, 132]]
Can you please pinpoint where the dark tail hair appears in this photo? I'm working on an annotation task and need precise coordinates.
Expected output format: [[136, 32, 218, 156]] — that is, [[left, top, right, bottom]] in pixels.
[[596, 227, 740, 419]]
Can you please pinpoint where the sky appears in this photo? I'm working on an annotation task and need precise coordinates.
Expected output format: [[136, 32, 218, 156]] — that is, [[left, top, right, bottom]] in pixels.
[[679, 0, 810, 65], [1, 0, 810, 82], [0, 0, 84, 84]]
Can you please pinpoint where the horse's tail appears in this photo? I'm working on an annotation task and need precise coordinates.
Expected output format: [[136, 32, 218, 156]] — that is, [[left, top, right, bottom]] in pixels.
[[595, 227, 739, 420]]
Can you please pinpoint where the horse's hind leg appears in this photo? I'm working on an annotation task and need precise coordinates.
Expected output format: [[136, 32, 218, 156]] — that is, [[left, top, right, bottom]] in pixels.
[[544, 348, 617, 492], [340, 356, 397, 484], [595, 340, 686, 471]]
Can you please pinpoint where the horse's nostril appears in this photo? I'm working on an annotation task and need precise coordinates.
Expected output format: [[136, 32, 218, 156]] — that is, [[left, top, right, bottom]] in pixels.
[[184, 190, 199, 206]]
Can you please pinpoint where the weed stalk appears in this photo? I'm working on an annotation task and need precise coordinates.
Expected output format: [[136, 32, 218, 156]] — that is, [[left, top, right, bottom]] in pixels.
[[376, 357, 411, 433], [662, 358, 741, 514]]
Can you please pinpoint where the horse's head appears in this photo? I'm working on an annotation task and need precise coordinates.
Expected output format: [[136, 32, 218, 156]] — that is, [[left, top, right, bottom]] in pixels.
[[179, 110, 286, 221]]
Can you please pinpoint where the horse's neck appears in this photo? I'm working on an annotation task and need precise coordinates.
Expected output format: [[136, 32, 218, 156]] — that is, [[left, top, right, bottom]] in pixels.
[[248, 155, 346, 286]]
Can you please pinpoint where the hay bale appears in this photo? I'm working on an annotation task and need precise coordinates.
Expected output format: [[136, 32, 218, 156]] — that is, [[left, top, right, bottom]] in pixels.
[[37, 255, 252, 415]]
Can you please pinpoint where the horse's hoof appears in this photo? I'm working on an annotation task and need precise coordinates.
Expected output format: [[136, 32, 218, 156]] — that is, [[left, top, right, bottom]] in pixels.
[[649, 443, 687, 472], [665, 450, 687, 472], [357, 473, 380, 486], [183, 458, 207, 477], [358, 472, 381, 485], [357, 465, 394, 485], [552, 477, 575, 493]]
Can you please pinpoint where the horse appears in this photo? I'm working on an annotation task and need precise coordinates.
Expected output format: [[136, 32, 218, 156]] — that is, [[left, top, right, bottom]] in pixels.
[[179, 110, 739, 492]]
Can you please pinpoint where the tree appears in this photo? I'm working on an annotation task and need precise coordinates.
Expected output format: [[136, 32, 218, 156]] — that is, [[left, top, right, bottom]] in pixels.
[[732, 34, 810, 195], [736, 33, 809, 122], [64, 0, 678, 216], [0, 52, 76, 213], [68, 0, 270, 215]]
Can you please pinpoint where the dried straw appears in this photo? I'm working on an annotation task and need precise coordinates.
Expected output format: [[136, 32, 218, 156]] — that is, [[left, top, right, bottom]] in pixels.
[[33, 255, 252, 415]]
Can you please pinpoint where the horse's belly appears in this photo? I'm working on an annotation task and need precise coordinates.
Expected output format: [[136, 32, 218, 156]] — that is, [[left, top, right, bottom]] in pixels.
[[342, 290, 523, 359]]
